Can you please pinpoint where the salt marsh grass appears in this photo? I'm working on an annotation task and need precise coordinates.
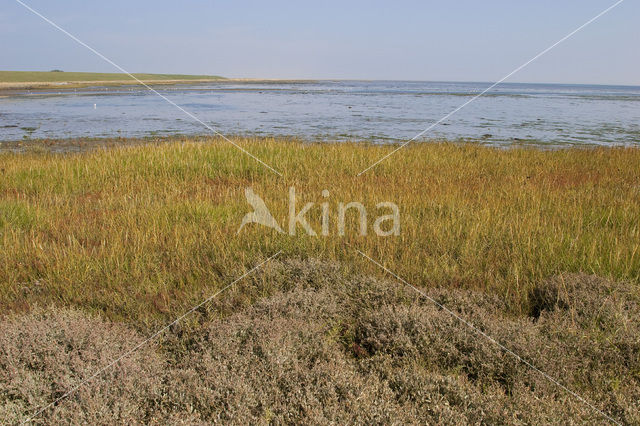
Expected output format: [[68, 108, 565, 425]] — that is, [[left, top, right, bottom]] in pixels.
[[1, 137, 639, 327]]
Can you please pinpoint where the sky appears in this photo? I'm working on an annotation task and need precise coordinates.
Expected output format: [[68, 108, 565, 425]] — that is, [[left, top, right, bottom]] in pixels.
[[1, 0, 638, 85]]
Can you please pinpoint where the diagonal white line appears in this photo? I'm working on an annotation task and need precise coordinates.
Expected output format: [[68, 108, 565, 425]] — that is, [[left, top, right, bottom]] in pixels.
[[14, 0, 283, 177], [355, 248, 621, 425], [357, 0, 626, 176], [21, 251, 282, 424]]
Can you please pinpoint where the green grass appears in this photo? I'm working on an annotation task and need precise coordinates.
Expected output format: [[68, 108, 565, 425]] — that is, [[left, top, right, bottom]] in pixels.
[[1, 137, 639, 328], [0, 70, 224, 83]]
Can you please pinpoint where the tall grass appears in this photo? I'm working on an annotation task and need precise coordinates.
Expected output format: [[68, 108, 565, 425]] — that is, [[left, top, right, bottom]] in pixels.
[[1, 137, 638, 327]]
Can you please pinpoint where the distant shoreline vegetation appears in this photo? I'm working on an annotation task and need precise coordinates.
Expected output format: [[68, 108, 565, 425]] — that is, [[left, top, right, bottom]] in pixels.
[[0, 71, 330, 92], [0, 70, 226, 90], [0, 70, 225, 82]]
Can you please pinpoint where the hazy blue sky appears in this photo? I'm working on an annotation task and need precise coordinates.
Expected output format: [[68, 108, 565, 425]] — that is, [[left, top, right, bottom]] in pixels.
[[2, 0, 638, 85]]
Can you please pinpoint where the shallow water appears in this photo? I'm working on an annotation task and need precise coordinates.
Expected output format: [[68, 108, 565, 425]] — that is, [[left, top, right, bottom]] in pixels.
[[1, 81, 639, 147]]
